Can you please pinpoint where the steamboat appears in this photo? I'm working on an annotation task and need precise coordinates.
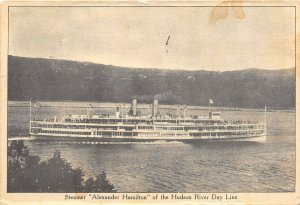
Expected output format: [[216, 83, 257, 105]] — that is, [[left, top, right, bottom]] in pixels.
[[29, 98, 266, 142]]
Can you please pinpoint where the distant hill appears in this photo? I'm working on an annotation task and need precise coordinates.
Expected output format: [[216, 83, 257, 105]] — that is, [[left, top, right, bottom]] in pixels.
[[8, 55, 295, 109]]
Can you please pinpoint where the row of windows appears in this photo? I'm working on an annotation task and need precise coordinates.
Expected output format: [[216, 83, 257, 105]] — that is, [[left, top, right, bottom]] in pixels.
[[32, 124, 136, 131], [40, 130, 91, 135], [64, 118, 223, 125], [137, 126, 153, 130], [155, 126, 184, 130], [32, 123, 262, 131], [190, 130, 263, 137], [96, 131, 136, 136]]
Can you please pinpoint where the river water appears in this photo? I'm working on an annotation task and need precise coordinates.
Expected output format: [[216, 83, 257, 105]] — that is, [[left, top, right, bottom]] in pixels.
[[8, 103, 295, 192]]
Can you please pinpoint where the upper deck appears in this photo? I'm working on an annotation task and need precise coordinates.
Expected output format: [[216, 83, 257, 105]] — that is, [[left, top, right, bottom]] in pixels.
[[31, 98, 265, 127]]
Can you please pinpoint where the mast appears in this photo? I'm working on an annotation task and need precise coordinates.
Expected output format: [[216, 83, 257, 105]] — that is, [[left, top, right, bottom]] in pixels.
[[176, 105, 179, 124], [29, 99, 32, 136], [86, 103, 90, 115], [264, 105, 267, 135]]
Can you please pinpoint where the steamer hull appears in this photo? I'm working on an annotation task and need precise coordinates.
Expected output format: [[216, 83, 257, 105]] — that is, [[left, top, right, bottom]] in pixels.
[[29, 132, 266, 143]]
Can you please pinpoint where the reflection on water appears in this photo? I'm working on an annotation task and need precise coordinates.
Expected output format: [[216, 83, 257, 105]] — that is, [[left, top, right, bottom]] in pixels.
[[8, 104, 295, 192]]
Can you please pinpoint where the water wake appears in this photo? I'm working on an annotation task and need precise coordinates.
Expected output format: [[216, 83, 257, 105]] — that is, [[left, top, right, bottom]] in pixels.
[[8, 137, 186, 145], [8, 136, 33, 141]]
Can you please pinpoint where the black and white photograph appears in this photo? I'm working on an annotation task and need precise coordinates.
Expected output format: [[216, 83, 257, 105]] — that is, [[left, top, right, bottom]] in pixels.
[[1, 2, 298, 203]]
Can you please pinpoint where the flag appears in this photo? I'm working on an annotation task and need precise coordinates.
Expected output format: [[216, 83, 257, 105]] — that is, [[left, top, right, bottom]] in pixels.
[[209, 99, 214, 104], [32, 101, 41, 108], [184, 105, 188, 110]]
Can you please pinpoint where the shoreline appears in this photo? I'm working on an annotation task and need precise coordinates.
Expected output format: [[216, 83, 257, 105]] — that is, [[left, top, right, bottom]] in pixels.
[[7, 101, 295, 113]]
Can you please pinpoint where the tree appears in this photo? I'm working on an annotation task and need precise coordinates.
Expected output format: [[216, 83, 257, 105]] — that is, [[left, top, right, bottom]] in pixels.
[[34, 150, 84, 192], [8, 140, 40, 192], [83, 172, 116, 192], [8, 140, 116, 193]]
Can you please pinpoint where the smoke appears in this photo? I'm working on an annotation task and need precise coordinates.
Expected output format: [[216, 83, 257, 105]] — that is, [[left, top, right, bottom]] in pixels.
[[137, 91, 181, 104], [137, 95, 153, 103]]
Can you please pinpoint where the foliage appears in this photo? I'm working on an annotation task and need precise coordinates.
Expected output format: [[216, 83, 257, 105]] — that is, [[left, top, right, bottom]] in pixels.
[[8, 55, 295, 109], [8, 140, 117, 193], [83, 172, 116, 193]]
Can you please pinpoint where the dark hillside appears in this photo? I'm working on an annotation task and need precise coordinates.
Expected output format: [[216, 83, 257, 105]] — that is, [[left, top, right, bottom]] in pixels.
[[8, 55, 295, 109]]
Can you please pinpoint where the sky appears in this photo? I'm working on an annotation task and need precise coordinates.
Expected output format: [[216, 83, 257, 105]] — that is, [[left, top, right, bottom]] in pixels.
[[9, 6, 295, 71]]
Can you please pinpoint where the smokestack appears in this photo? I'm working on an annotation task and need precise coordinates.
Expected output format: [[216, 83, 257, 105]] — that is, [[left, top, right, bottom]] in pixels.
[[131, 97, 137, 116], [152, 99, 158, 118]]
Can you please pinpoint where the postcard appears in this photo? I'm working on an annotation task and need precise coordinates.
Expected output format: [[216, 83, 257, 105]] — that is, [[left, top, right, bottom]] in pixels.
[[0, 0, 299, 204]]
